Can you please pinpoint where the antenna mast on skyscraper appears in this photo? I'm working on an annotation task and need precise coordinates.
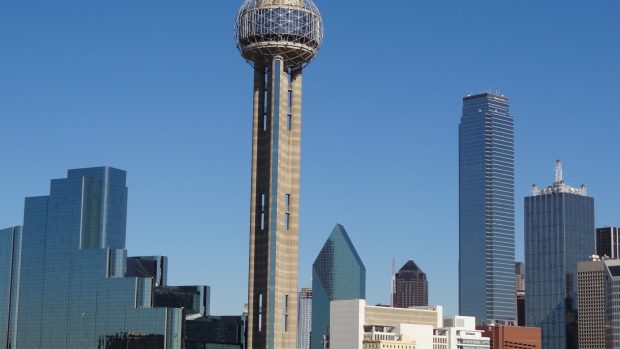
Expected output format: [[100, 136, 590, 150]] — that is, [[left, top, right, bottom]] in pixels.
[[555, 160, 563, 183], [391, 257, 396, 306]]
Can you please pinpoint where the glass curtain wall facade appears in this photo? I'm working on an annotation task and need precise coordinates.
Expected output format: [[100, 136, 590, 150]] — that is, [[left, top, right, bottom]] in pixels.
[[11, 167, 183, 349], [311, 224, 365, 349], [596, 227, 620, 259], [297, 288, 312, 349], [459, 93, 516, 323], [0, 226, 22, 349], [525, 169, 594, 349]]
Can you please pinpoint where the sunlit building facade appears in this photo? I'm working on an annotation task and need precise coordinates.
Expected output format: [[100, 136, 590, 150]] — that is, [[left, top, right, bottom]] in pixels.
[[297, 288, 312, 349], [0, 167, 222, 348], [459, 93, 515, 323]]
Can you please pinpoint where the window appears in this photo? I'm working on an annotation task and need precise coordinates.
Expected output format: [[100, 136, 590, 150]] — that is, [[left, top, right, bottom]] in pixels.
[[285, 194, 291, 230], [260, 193, 266, 231], [283, 294, 289, 332], [258, 293, 263, 332]]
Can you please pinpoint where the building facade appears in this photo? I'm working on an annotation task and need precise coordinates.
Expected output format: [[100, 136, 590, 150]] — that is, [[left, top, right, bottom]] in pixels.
[[596, 227, 620, 259], [525, 161, 594, 349], [297, 288, 312, 349], [437, 316, 490, 349], [0, 167, 228, 349], [459, 93, 516, 323], [234, 1, 324, 348], [576, 257, 620, 349], [395, 259, 428, 308], [1, 167, 185, 348], [0, 226, 22, 349], [515, 262, 526, 327], [329, 299, 443, 349], [478, 324, 541, 349], [312, 224, 366, 349]]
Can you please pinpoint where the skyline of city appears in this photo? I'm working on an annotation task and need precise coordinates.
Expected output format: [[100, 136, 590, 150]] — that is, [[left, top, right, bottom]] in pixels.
[[1, 1, 619, 318]]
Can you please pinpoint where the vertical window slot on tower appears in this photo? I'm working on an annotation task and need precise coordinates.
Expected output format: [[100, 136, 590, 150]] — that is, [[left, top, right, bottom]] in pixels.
[[283, 294, 289, 332], [263, 88, 268, 131], [258, 293, 263, 332], [285, 194, 290, 230], [260, 193, 266, 231], [287, 90, 292, 115]]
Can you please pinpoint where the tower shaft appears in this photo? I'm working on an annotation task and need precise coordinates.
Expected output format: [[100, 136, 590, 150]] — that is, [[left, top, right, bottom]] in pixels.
[[248, 57, 301, 349]]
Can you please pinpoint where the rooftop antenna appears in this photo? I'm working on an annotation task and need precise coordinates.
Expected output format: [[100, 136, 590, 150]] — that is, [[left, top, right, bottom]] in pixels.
[[390, 257, 396, 307], [555, 160, 563, 183]]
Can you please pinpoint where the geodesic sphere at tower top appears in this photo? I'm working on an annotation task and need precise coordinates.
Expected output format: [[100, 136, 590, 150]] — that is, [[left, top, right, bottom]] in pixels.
[[235, 0, 324, 69]]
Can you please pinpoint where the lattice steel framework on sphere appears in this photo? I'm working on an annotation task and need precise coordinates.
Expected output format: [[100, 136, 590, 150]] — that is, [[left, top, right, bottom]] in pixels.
[[235, 0, 324, 69]]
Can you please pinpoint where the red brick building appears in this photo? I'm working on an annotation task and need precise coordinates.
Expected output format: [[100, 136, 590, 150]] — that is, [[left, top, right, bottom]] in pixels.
[[477, 325, 541, 349]]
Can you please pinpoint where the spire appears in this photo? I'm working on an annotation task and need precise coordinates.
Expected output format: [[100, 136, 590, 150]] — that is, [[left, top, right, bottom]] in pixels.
[[555, 160, 563, 183]]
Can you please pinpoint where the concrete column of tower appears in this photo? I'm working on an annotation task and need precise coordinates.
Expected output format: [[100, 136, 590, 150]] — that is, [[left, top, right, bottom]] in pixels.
[[247, 57, 300, 349]]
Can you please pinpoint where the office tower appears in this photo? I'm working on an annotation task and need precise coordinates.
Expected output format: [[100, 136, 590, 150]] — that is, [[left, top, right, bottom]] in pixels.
[[2, 167, 215, 348], [525, 161, 594, 349], [234, 1, 324, 348], [459, 92, 515, 323], [576, 256, 620, 349], [596, 226, 620, 259], [312, 224, 366, 349], [394, 259, 428, 308], [515, 262, 525, 326], [0, 226, 22, 348], [297, 288, 312, 349], [515, 262, 525, 293], [5, 167, 184, 348]]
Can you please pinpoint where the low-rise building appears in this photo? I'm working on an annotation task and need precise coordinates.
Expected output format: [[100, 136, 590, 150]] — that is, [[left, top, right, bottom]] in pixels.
[[362, 325, 416, 349], [478, 323, 541, 349], [435, 316, 490, 349], [330, 299, 442, 348], [330, 300, 489, 349]]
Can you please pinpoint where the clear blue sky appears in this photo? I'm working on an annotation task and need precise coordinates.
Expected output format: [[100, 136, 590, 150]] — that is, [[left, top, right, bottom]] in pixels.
[[1, 1, 619, 316]]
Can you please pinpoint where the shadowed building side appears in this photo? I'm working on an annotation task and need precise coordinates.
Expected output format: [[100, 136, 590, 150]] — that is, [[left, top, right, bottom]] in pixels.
[[394, 259, 428, 308]]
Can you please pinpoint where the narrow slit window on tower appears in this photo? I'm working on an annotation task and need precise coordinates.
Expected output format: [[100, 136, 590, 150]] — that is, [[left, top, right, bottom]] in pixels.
[[260, 193, 266, 231], [285, 194, 290, 230], [283, 294, 289, 332], [263, 88, 268, 131], [287, 115, 292, 131], [261, 213, 265, 231], [287, 90, 292, 115], [258, 293, 263, 332]]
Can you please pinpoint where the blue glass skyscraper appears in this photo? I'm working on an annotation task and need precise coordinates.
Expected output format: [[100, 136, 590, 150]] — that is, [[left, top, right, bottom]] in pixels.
[[525, 161, 594, 349], [0, 226, 22, 349], [311, 224, 365, 349], [459, 93, 515, 323], [1, 167, 185, 348]]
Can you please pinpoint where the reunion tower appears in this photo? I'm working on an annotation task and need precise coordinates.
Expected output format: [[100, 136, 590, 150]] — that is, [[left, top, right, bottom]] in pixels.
[[234, 1, 324, 348]]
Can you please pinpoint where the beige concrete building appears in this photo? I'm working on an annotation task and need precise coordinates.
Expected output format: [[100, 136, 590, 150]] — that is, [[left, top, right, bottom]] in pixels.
[[329, 299, 443, 349], [234, 0, 324, 348], [577, 257, 620, 349], [362, 326, 416, 349]]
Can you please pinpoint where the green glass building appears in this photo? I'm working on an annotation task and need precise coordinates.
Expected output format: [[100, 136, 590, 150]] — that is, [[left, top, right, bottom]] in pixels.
[[311, 224, 365, 349]]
